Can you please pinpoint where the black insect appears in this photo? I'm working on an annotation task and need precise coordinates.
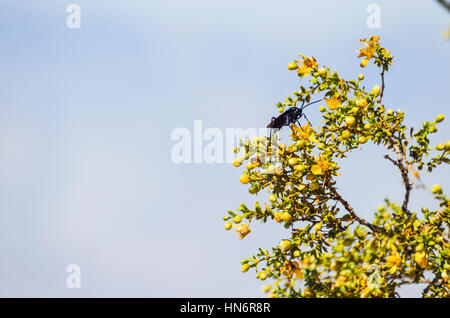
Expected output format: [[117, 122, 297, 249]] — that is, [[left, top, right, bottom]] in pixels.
[[267, 99, 321, 132]]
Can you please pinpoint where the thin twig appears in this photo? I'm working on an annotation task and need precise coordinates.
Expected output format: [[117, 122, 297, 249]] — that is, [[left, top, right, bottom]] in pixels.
[[385, 135, 413, 216], [436, 0, 450, 12], [422, 277, 444, 295], [384, 154, 412, 216], [332, 190, 384, 232], [398, 278, 432, 286], [378, 69, 386, 103]]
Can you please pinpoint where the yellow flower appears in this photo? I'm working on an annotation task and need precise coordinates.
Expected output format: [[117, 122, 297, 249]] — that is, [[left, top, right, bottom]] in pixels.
[[335, 275, 348, 287], [386, 253, 401, 267], [324, 96, 341, 110], [311, 156, 330, 175], [330, 261, 339, 271], [233, 223, 251, 239], [443, 270, 449, 282], [233, 157, 244, 167], [280, 212, 292, 222], [300, 255, 316, 270], [414, 251, 428, 268], [274, 212, 283, 223], [358, 38, 378, 60], [311, 165, 323, 175], [291, 123, 315, 140], [296, 55, 318, 77], [281, 261, 303, 280]]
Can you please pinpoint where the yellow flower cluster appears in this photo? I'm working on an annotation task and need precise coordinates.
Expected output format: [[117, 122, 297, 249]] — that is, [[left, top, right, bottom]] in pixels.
[[233, 223, 251, 239], [288, 54, 318, 77], [324, 96, 341, 110], [311, 156, 330, 175], [358, 35, 380, 67]]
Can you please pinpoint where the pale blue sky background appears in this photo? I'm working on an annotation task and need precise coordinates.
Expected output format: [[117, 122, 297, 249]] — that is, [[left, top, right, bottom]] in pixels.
[[0, 0, 448, 297]]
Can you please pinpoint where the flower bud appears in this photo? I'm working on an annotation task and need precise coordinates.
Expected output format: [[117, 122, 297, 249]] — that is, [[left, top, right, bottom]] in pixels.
[[371, 85, 381, 96], [240, 264, 250, 272], [278, 240, 292, 250], [345, 116, 356, 126], [436, 114, 445, 123], [233, 157, 244, 167], [445, 140, 450, 151], [431, 184, 442, 194], [360, 58, 369, 68], [287, 62, 298, 70], [342, 130, 351, 140], [233, 215, 242, 224], [318, 67, 327, 76], [240, 174, 250, 184], [269, 194, 277, 203]]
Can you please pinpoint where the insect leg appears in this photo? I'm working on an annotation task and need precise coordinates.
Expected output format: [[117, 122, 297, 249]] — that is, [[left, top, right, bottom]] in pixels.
[[296, 114, 307, 132], [269, 127, 272, 146], [303, 113, 313, 127], [268, 127, 275, 163], [269, 117, 277, 138]]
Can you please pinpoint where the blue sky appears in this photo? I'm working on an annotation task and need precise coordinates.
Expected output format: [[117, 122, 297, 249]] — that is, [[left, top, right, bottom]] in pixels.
[[0, 0, 448, 297]]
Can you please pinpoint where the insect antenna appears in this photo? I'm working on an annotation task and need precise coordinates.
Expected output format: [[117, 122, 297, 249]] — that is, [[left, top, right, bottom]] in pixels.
[[299, 99, 322, 110]]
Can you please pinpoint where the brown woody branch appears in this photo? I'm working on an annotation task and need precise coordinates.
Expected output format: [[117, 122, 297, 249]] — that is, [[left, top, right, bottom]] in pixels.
[[332, 190, 384, 233], [384, 154, 413, 216], [384, 135, 413, 216], [398, 278, 432, 286], [378, 69, 386, 103], [436, 0, 450, 12]]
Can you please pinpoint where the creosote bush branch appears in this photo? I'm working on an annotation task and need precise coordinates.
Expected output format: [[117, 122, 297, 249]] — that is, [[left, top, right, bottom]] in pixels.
[[224, 36, 450, 298]]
